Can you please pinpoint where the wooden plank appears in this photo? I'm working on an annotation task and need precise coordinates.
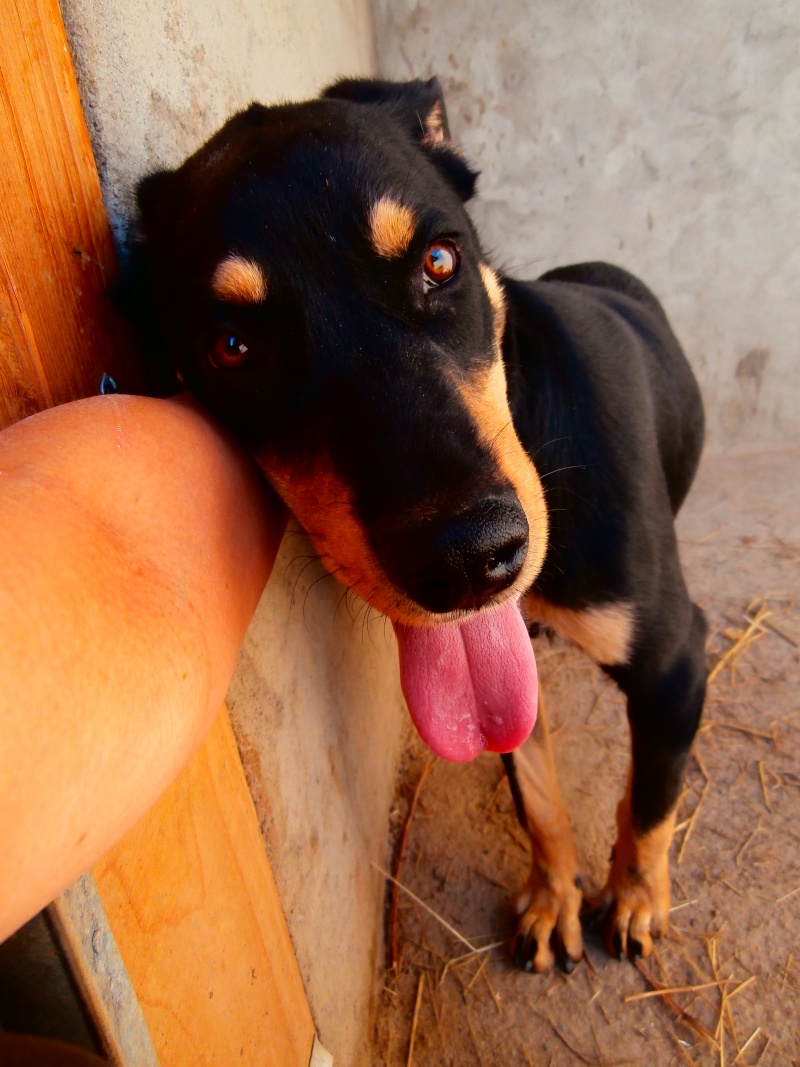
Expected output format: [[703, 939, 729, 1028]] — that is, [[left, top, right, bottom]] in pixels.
[[49, 876, 160, 1067], [1, 2, 319, 1061], [0, 0, 137, 429], [92, 710, 316, 1067]]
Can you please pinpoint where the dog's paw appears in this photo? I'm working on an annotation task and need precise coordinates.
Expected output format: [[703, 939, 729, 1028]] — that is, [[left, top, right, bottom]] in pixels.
[[511, 864, 583, 973], [586, 836, 672, 961]]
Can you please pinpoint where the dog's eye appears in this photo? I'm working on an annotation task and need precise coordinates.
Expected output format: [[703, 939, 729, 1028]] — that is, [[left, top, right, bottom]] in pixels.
[[423, 241, 459, 289], [210, 334, 250, 370]]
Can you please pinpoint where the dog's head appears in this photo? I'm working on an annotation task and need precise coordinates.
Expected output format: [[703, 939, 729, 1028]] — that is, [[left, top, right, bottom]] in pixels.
[[127, 78, 547, 760]]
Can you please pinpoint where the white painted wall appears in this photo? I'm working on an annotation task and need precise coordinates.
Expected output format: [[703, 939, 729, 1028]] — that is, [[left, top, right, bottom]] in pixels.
[[372, 0, 800, 449], [60, 4, 407, 1064]]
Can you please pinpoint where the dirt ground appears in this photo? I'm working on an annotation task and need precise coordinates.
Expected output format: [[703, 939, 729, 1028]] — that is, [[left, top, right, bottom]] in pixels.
[[375, 443, 800, 1067]]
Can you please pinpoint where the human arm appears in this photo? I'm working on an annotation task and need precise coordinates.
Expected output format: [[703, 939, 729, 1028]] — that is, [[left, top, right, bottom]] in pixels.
[[0, 394, 283, 941]]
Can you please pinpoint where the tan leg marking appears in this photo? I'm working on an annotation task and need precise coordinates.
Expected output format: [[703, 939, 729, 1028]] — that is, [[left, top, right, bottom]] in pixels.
[[211, 254, 268, 304], [593, 777, 676, 959], [525, 594, 635, 666], [512, 687, 582, 972], [368, 196, 416, 259]]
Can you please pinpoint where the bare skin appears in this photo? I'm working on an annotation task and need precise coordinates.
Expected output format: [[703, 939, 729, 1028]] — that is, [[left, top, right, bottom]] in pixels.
[[0, 394, 284, 942]]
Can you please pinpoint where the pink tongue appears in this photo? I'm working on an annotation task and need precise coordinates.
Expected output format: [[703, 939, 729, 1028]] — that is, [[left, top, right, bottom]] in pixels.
[[394, 600, 538, 763]]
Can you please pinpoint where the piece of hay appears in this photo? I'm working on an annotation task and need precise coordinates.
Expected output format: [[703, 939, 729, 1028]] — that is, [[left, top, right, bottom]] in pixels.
[[678, 780, 711, 864], [707, 602, 770, 686], [727, 975, 755, 1001], [732, 1028, 761, 1064], [624, 979, 724, 1003], [464, 954, 489, 995], [389, 759, 434, 972], [734, 824, 761, 868], [635, 963, 720, 1050], [406, 972, 425, 1067], [373, 863, 476, 951], [702, 720, 775, 742], [670, 899, 700, 914], [757, 760, 772, 811], [781, 954, 793, 993], [482, 968, 502, 1016], [746, 597, 798, 648], [439, 942, 505, 985]]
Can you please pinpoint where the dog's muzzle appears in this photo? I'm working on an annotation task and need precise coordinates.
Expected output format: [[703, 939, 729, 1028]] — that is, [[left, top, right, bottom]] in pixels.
[[378, 491, 529, 614]]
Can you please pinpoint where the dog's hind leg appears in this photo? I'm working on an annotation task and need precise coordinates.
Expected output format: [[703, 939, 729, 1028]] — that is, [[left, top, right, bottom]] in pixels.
[[591, 601, 707, 960], [504, 688, 583, 973]]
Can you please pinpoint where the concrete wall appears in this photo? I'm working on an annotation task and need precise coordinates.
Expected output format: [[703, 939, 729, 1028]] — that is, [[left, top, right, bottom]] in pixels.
[[371, 0, 800, 449], [226, 532, 409, 1065], [62, 0, 377, 250], [59, 4, 408, 1064]]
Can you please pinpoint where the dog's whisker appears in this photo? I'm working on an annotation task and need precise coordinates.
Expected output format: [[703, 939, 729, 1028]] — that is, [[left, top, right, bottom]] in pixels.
[[538, 463, 595, 479], [287, 554, 326, 608], [301, 566, 342, 628], [333, 586, 351, 622], [499, 252, 567, 275], [530, 435, 576, 461]]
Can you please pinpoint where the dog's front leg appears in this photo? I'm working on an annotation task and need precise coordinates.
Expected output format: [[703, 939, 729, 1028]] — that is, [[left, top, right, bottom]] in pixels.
[[592, 778, 677, 960], [592, 602, 707, 960], [503, 692, 583, 973]]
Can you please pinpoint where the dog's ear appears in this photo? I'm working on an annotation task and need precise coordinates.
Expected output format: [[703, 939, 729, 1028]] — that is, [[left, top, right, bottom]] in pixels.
[[112, 244, 183, 398], [323, 76, 451, 144], [111, 169, 187, 397], [323, 77, 478, 200], [136, 168, 183, 241]]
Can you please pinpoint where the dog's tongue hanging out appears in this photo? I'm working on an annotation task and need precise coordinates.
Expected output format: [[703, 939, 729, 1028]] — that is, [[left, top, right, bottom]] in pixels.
[[394, 600, 538, 762]]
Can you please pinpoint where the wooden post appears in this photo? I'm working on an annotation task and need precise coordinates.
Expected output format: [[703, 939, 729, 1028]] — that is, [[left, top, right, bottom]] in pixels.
[[1, 0, 320, 1062], [0, 0, 138, 428]]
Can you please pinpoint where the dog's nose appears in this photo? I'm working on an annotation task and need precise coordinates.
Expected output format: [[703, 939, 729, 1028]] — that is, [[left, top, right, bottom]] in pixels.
[[383, 494, 529, 614]]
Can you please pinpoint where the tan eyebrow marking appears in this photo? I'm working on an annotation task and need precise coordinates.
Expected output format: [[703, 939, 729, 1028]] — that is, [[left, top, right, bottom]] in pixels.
[[211, 254, 268, 304], [479, 262, 508, 346], [368, 196, 417, 259]]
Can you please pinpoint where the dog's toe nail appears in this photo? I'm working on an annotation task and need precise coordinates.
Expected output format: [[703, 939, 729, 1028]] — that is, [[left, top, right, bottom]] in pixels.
[[612, 931, 624, 960], [522, 938, 537, 972]]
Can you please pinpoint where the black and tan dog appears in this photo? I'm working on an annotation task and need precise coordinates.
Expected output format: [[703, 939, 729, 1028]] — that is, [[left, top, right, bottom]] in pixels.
[[123, 77, 707, 973]]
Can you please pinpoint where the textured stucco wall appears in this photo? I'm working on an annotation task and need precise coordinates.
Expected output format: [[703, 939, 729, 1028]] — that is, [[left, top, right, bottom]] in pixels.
[[371, 0, 800, 449], [227, 533, 409, 1066], [62, 0, 377, 251], [59, 4, 406, 1065]]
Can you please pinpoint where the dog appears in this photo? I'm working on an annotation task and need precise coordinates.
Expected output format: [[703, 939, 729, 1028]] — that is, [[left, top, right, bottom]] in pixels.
[[122, 76, 707, 974]]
